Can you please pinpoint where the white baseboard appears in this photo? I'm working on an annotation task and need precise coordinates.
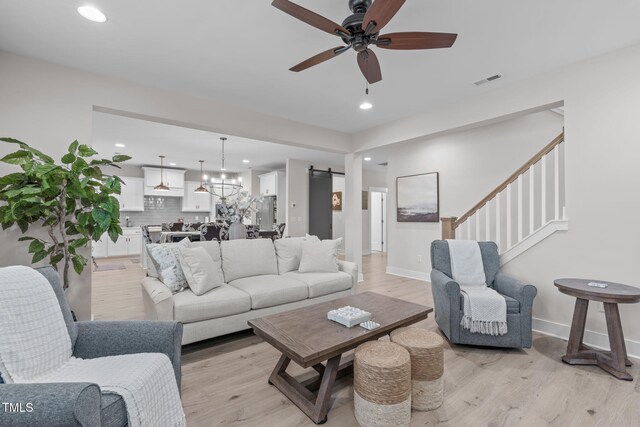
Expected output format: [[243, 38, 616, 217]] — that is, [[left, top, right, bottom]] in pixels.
[[385, 266, 430, 282], [532, 317, 640, 359]]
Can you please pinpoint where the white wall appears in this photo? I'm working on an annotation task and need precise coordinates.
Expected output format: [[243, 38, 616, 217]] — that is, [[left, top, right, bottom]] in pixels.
[[386, 111, 563, 276], [0, 51, 351, 319], [358, 43, 640, 354], [332, 176, 345, 247]]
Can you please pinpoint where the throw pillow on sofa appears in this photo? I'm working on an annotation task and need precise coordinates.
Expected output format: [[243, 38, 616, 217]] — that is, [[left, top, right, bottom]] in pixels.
[[298, 238, 342, 273], [275, 235, 321, 274], [274, 237, 304, 274], [147, 237, 190, 293], [178, 246, 224, 296]]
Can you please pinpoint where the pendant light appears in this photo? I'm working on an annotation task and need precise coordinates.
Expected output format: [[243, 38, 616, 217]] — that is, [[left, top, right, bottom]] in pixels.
[[194, 160, 208, 193], [154, 155, 170, 191], [196, 137, 242, 203]]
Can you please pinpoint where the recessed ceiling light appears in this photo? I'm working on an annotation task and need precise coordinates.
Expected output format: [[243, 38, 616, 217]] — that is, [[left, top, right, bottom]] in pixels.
[[364, 157, 372, 161], [169, 162, 176, 166], [77, 6, 107, 23], [242, 159, 250, 163], [360, 102, 373, 110], [115, 143, 125, 148]]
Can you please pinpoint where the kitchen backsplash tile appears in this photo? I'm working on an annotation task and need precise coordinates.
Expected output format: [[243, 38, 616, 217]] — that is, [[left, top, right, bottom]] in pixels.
[[121, 196, 211, 226]]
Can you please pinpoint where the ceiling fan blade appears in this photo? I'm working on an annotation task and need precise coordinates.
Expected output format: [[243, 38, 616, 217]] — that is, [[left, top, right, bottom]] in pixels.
[[376, 32, 458, 50], [362, 0, 406, 35], [357, 49, 382, 84], [290, 46, 349, 72], [272, 0, 350, 37]]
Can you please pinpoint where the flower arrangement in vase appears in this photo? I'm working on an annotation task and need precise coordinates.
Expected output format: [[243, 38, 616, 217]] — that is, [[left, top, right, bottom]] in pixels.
[[218, 191, 262, 239]]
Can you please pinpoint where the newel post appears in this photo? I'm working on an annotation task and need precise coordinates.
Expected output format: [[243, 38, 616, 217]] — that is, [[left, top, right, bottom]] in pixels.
[[441, 217, 458, 240]]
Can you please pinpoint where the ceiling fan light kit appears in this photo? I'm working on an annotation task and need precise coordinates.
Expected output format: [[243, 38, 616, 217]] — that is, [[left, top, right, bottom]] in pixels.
[[272, 0, 458, 84]]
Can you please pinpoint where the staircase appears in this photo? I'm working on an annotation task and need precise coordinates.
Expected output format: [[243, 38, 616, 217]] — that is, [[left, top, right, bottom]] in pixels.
[[441, 132, 568, 265]]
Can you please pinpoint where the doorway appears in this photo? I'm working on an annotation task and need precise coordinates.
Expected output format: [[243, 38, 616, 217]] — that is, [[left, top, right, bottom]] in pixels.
[[370, 190, 387, 252]]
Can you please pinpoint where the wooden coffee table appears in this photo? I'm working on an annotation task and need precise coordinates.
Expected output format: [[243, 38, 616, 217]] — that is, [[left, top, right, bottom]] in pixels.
[[555, 278, 640, 380], [248, 291, 432, 424]]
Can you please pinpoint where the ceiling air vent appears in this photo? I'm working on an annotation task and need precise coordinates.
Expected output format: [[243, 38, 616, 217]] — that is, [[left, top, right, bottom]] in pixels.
[[474, 74, 502, 86], [378, 162, 388, 166]]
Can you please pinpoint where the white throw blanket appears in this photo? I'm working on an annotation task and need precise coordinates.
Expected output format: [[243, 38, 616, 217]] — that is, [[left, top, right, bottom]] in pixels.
[[447, 240, 507, 336], [0, 266, 185, 427]]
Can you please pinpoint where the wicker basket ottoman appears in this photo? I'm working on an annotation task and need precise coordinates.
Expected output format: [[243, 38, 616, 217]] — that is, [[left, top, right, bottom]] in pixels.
[[354, 341, 412, 427], [390, 327, 444, 411]]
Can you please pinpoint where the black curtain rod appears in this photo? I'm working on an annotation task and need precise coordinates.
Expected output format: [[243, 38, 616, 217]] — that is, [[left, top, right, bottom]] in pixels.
[[309, 166, 345, 176]]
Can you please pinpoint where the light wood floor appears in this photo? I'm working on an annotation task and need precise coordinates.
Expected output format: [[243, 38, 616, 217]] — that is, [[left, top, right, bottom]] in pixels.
[[93, 254, 640, 426]]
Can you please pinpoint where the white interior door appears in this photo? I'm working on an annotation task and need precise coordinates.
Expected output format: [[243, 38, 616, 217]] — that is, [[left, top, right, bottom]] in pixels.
[[370, 191, 383, 252]]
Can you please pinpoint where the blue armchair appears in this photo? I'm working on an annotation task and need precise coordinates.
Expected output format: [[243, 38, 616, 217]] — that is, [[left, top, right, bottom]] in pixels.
[[0, 267, 183, 427], [430, 240, 537, 348]]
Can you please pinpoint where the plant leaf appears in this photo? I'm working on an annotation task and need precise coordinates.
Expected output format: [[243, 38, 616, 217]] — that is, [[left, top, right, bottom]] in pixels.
[[61, 153, 76, 164], [28, 239, 45, 254], [32, 250, 48, 264], [1, 150, 32, 165], [112, 154, 131, 163], [72, 255, 87, 275], [78, 145, 98, 157], [68, 140, 79, 154]]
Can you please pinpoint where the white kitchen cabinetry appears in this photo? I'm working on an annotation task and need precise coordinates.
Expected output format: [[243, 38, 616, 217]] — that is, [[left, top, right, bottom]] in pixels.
[[116, 177, 144, 211], [260, 172, 278, 196], [92, 227, 142, 258], [143, 167, 185, 197], [92, 237, 108, 258], [182, 181, 212, 212], [259, 171, 286, 223]]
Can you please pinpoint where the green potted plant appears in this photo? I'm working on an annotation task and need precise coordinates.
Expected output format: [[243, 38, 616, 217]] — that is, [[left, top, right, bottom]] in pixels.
[[0, 138, 131, 289]]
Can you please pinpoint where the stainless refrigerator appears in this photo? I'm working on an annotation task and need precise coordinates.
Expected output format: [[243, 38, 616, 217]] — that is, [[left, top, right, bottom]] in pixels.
[[256, 195, 277, 230]]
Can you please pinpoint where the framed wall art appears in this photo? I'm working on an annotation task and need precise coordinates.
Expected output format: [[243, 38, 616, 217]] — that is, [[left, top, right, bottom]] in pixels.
[[396, 172, 439, 222]]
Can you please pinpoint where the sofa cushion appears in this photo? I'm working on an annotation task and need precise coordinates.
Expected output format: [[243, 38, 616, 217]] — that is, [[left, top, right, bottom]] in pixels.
[[274, 237, 306, 274], [228, 275, 308, 309], [458, 293, 520, 314], [221, 239, 278, 282], [178, 246, 224, 296], [173, 285, 251, 323], [283, 271, 352, 298], [101, 393, 127, 427]]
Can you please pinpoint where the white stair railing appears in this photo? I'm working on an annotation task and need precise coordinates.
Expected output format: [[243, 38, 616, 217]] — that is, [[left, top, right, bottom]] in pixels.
[[441, 132, 567, 263]]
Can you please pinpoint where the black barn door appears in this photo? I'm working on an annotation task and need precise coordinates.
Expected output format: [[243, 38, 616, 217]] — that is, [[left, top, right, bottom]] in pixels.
[[308, 171, 332, 239]]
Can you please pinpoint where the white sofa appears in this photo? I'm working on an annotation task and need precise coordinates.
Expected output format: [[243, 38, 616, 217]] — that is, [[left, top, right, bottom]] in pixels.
[[141, 238, 358, 345]]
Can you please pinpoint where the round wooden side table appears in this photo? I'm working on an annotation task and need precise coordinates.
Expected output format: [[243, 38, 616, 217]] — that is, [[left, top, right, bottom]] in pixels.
[[555, 278, 640, 380]]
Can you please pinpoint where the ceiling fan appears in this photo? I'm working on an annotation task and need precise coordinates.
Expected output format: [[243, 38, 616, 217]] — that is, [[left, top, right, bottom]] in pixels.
[[272, 0, 458, 84]]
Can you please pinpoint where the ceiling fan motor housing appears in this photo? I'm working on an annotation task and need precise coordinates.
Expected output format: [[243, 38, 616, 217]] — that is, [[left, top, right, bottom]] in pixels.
[[348, 0, 372, 13]]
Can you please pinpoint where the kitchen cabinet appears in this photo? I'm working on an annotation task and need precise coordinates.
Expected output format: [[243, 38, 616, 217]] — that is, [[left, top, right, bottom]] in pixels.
[[182, 181, 212, 212], [92, 237, 108, 258], [143, 167, 185, 197], [260, 172, 277, 196], [92, 227, 142, 258], [115, 177, 144, 211]]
